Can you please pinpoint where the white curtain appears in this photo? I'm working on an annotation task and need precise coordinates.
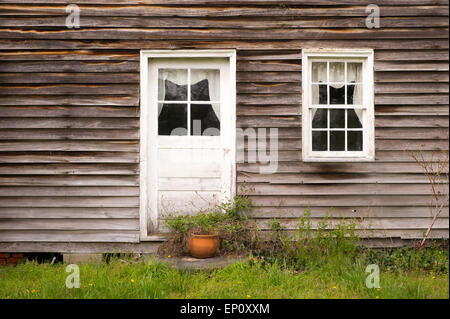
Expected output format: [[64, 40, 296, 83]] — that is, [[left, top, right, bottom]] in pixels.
[[158, 69, 220, 118], [347, 63, 363, 120], [311, 62, 363, 122]]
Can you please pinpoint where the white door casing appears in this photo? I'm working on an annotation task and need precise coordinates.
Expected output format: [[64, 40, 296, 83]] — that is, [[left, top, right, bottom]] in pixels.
[[139, 50, 236, 240]]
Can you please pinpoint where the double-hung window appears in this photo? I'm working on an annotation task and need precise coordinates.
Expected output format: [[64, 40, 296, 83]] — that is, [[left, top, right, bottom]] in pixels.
[[302, 49, 374, 162]]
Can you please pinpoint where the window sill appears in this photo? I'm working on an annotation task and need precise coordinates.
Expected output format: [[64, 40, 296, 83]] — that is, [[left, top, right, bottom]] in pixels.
[[302, 156, 375, 163]]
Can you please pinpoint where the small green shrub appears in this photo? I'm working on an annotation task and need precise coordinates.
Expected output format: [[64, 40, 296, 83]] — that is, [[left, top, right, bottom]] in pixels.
[[362, 243, 449, 274], [258, 208, 360, 271], [158, 195, 257, 257]]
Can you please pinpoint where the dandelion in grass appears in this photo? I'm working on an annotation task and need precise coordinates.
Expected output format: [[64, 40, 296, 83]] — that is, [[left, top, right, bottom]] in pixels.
[[246, 294, 252, 298], [131, 279, 135, 283]]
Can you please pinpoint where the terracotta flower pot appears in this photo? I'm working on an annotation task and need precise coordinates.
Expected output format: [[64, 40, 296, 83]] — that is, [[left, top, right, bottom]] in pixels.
[[188, 233, 219, 259]]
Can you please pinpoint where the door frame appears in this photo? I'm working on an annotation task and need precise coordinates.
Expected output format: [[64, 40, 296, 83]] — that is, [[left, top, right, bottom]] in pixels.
[[139, 50, 237, 241]]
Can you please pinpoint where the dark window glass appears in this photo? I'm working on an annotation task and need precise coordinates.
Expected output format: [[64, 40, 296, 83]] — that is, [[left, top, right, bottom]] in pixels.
[[330, 109, 345, 128], [312, 109, 327, 128], [330, 131, 345, 151], [318, 84, 328, 104], [347, 84, 355, 105], [158, 103, 187, 135], [191, 69, 220, 102], [191, 79, 211, 102], [329, 86, 345, 104], [163, 79, 187, 101], [190, 104, 220, 136], [347, 109, 363, 128], [348, 131, 363, 151], [312, 131, 327, 151]]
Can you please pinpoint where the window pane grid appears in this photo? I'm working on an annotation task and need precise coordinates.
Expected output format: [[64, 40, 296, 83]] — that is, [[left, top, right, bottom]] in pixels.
[[310, 61, 363, 107], [310, 108, 364, 152], [158, 67, 220, 136], [310, 59, 364, 152], [305, 52, 373, 160]]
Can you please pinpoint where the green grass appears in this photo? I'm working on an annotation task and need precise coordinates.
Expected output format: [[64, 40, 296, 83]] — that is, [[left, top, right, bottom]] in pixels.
[[0, 254, 448, 299]]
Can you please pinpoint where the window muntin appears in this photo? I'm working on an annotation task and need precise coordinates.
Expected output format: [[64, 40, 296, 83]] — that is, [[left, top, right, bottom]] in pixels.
[[302, 50, 374, 161], [157, 68, 220, 136]]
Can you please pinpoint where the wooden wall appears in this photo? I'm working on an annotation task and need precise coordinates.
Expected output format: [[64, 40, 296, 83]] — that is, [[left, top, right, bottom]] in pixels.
[[0, 0, 448, 251]]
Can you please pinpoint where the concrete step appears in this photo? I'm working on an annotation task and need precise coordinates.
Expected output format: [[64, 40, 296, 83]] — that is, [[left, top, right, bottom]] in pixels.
[[149, 255, 248, 270]]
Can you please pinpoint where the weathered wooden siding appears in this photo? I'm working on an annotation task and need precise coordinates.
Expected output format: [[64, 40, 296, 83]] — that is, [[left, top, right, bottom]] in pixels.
[[0, 0, 448, 249]]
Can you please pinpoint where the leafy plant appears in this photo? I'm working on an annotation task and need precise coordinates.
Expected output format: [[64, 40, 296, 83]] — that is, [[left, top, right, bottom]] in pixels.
[[266, 208, 360, 271], [158, 195, 257, 257], [362, 241, 449, 274]]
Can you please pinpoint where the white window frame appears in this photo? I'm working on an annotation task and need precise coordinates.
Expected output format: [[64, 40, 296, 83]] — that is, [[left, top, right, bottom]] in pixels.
[[139, 50, 236, 241], [302, 49, 374, 162]]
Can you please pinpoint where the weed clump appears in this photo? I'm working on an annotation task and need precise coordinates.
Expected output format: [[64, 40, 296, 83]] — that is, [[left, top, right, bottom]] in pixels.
[[157, 195, 259, 257], [256, 208, 361, 271]]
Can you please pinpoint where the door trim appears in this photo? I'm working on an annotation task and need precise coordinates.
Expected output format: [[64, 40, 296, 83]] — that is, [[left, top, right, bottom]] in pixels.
[[139, 50, 236, 241]]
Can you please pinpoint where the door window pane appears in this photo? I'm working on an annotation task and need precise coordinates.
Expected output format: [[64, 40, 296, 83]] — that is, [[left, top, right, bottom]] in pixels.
[[191, 103, 220, 136], [190, 69, 220, 102], [158, 69, 187, 101], [158, 68, 221, 136], [158, 103, 187, 136]]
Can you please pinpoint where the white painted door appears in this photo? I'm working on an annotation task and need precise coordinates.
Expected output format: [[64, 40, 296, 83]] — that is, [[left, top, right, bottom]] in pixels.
[[146, 57, 235, 233]]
